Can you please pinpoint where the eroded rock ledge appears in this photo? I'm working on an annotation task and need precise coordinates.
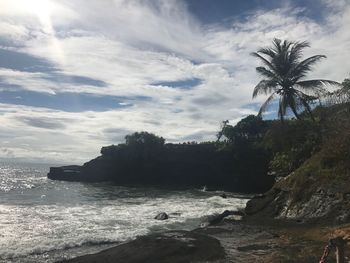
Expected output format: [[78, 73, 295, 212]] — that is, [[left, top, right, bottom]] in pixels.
[[59, 231, 225, 263]]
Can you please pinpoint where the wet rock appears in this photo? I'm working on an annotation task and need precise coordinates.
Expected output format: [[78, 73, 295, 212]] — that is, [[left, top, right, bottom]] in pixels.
[[220, 193, 227, 198], [48, 166, 82, 181], [245, 189, 280, 215], [61, 231, 225, 263], [155, 212, 169, 220], [209, 210, 231, 225], [208, 210, 245, 225]]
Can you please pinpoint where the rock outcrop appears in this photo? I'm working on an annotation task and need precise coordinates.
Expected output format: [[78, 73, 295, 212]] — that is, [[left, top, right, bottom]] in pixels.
[[48, 142, 273, 193], [59, 231, 225, 263]]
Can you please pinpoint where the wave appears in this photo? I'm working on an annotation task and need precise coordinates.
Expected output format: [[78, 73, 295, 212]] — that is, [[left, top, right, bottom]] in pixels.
[[0, 163, 249, 263], [0, 237, 122, 261]]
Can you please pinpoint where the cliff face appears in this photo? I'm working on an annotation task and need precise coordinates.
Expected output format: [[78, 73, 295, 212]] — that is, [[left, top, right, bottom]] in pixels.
[[48, 143, 274, 193], [246, 105, 350, 224]]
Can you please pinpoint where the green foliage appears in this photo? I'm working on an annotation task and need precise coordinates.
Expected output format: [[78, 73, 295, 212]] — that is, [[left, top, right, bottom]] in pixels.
[[269, 152, 294, 177], [342, 77, 350, 90], [125, 131, 165, 148], [219, 115, 268, 144], [100, 132, 165, 156], [252, 38, 338, 121], [100, 144, 118, 156], [263, 119, 321, 177], [262, 120, 321, 152], [218, 114, 323, 178]]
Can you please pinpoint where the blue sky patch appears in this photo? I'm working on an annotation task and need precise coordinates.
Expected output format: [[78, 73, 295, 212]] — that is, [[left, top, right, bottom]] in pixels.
[[42, 73, 108, 87], [0, 89, 148, 112], [187, 0, 326, 24], [0, 48, 107, 87], [153, 78, 202, 89], [0, 48, 57, 73]]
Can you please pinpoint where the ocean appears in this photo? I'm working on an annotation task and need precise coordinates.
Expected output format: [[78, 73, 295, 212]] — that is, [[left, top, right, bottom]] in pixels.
[[0, 162, 248, 263]]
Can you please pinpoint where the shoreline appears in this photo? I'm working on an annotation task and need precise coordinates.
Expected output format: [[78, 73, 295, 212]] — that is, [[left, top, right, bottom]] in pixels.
[[58, 217, 350, 263]]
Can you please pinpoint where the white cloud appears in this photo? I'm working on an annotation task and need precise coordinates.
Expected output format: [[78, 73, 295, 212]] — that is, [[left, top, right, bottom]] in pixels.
[[0, 0, 349, 162]]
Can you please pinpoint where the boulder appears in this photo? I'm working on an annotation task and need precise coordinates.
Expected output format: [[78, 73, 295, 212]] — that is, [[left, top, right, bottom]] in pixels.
[[208, 210, 245, 225], [155, 212, 169, 220]]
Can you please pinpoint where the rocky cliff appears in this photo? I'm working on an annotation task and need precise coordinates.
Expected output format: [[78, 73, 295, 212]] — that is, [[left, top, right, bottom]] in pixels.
[[48, 142, 274, 193]]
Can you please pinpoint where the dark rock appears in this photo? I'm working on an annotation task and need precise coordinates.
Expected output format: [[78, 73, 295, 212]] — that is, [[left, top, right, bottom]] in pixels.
[[60, 231, 225, 263], [47, 165, 82, 181], [155, 212, 168, 220], [245, 189, 282, 216], [208, 210, 245, 225], [220, 193, 227, 198]]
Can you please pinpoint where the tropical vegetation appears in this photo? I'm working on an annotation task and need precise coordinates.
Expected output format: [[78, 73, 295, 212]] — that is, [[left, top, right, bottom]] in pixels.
[[252, 38, 339, 121]]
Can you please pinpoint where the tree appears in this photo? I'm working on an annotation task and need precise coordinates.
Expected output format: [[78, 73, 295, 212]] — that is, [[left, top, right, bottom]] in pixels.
[[339, 76, 350, 103], [322, 75, 350, 106], [252, 38, 339, 121], [125, 131, 165, 148], [217, 115, 268, 143]]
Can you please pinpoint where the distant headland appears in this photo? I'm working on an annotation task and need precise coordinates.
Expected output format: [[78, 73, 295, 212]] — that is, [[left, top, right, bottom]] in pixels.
[[48, 128, 274, 193]]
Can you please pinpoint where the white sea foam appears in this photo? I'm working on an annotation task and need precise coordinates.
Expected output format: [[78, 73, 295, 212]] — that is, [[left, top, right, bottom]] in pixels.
[[0, 163, 248, 263]]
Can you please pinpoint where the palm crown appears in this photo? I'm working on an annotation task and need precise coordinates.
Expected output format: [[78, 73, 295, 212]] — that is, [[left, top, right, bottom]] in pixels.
[[252, 38, 338, 120]]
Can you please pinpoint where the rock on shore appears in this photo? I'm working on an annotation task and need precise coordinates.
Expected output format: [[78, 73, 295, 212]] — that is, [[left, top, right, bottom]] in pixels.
[[59, 231, 225, 263]]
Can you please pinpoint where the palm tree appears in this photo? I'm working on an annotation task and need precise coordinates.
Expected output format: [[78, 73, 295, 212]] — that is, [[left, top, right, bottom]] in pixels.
[[252, 38, 339, 121]]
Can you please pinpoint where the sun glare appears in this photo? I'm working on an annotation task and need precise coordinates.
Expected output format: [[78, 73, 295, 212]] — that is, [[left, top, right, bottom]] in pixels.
[[21, 0, 53, 33], [14, 0, 65, 64]]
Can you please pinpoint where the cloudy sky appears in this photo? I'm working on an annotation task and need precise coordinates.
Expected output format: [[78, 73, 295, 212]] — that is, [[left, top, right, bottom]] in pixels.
[[0, 0, 349, 163]]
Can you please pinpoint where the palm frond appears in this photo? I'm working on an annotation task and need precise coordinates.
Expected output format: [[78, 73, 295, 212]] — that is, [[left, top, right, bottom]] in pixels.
[[253, 80, 278, 98], [296, 79, 340, 95], [256, 67, 280, 81], [251, 52, 276, 71], [296, 79, 340, 88], [289, 41, 310, 62], [273, 38, 282, 53], [291, 55, 326, 81], [256, 48, 276, 58], [281, 40, 293, 52], [258, 93, 276, 117]]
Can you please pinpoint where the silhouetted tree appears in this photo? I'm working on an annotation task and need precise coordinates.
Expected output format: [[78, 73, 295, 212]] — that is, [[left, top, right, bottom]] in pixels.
[[125, 131, 165, 148], [252, 38, 339, 121], [323, 75, 350, 106], [218, 115, 267, 143]]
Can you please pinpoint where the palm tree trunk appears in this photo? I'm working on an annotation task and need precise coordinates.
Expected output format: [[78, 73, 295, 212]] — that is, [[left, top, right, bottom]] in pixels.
[[290, 107, 301, 120]]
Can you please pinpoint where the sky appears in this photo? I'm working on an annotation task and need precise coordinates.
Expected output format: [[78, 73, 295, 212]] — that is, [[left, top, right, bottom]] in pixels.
[[0, 0, 349, 164]]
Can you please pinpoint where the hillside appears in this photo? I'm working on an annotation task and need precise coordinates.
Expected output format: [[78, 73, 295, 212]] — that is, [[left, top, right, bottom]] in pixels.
[[246, 104, 350, 224]]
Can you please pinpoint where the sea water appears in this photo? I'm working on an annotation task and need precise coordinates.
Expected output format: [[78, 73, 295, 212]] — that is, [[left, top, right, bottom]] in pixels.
[[0, 162, 249, 263]]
